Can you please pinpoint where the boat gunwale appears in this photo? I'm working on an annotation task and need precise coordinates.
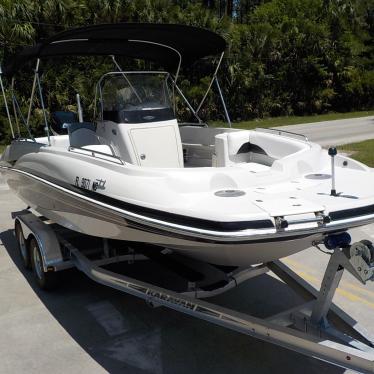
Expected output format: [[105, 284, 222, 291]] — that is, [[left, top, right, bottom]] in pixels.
[[2, 165, 374, 244]]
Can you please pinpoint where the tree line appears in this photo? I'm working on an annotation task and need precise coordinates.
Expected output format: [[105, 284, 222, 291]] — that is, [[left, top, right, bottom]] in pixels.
[[0, 0, 373, 141]]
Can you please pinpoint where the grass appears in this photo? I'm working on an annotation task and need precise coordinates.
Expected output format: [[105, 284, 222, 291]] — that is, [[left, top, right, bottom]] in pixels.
[[338, 139, 374, 167], [0, 144, 6, 154], [211, 110, 374, 129]]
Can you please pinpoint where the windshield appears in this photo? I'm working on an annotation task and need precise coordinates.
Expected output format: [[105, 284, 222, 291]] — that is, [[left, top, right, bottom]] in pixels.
[[100, 72, 174, 123]]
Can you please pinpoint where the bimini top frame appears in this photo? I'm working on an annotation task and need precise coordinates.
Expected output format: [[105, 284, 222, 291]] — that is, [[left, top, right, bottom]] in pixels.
[[2, 23, 227, 79], [0, 23, 229, 142]]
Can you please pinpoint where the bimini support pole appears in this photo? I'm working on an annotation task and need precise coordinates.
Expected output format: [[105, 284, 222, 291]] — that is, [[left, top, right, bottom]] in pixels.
[[11, 75, 35, 141], [0, 65, 15, 139], [111, 55, 142, 103], [34, 59, 51, 145], [12, 93, 35, 141], [169, 77, 203, 123], [26, 59, 40, 128], [10, 78, 20, 137], [128, 40, 182, 84], [215, 76, 231, 128], [128, 40, 182, 113], [195, 52, 224, 116], [76, 94, 83, 122]]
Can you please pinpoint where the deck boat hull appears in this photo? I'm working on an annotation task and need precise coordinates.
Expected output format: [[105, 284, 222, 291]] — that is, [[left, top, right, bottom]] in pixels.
[[2, 151, 374, 266], [0, 165, 322, 265]]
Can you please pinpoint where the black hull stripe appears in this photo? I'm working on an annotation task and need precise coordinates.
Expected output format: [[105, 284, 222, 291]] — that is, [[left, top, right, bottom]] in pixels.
[[330, 204, 374, 221], [5, 166, 318, 244], [14, 166, 275, 232], [119, 214, 319, 244]]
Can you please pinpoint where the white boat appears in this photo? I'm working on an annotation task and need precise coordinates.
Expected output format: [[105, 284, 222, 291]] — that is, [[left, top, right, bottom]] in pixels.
[[1, 23, 374, 266]]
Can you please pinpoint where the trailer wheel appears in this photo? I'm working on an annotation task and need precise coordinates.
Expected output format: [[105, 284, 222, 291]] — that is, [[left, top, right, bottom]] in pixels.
[[15, 220, 31, 269], [30, 238, 58, 290]]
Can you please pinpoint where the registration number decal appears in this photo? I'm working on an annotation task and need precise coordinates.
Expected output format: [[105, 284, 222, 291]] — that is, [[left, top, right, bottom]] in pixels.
[[75, 176, 106, 191]]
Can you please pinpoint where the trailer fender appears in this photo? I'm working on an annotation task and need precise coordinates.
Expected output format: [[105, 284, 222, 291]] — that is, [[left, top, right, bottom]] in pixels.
[[15, 212, 63, 271]]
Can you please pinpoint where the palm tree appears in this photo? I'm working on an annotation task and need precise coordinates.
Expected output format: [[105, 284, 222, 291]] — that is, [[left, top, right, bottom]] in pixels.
[[84, 0, 126, 24], [0, 0, 36, 52]]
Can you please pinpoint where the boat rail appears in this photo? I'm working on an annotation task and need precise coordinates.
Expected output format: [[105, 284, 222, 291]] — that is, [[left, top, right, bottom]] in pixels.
[[68, 146, 124, 165], [255, 127, 309, 143]]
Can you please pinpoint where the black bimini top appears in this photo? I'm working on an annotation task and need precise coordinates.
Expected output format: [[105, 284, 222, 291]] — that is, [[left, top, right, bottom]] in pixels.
[[3, 23, 227, 77]]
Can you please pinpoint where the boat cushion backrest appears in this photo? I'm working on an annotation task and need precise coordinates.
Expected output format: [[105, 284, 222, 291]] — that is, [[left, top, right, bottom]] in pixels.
[[249, 132, 306, 159], [67, 122, 101, 148], [215, 131, 275, 167], [227, 131, 250, 154]]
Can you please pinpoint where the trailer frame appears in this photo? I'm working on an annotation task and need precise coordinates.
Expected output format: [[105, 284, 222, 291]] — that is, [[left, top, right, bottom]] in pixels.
[[13, 210, 374, 374]]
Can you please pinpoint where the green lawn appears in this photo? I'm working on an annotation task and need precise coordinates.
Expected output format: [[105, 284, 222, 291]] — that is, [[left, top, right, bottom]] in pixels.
[[211, 110, 374, 129], [338, 139, 374, 167]]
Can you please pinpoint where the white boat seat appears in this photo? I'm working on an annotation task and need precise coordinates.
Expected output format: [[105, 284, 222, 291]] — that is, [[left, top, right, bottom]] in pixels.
[[215, 131, 275, 167], [67, 122, 101, 148]]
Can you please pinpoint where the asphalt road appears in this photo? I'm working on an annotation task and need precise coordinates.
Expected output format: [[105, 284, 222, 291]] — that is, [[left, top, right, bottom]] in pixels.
[[1, 186, 374, 374], [274, 115, 374, 146]]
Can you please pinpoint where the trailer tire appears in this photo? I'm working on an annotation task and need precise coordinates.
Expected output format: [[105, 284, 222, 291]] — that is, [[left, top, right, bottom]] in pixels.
[[15, 220, 31, 269], [30, 238, 58, 290]]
